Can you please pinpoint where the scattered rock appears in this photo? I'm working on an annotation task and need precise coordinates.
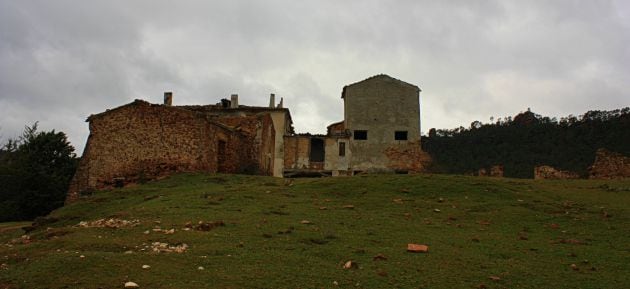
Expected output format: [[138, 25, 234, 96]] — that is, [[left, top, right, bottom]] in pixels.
[[489, 276, 501, 281], [191, 220, 225, 231], [407, 243, 429, 253], [76, 218, 140, 228], [197, 266, 204, 270], [433, 208, 441, 212], [342, 205, 355, 209], [150, 242, 188, 253], [372, 254, 387, 261], [437, 197, 444, 203], [319, 206, 327, 210], [277, 227, 294, 234], [343, 260, 358, 269], [393, 198, 404, 204], [79, 255, 85, 258], [300, 220, 312, 225], [1, 263, 9, 270], [570, 263, 579, 271], [141, 265, 150, 269], [124, 281, 139, 288]]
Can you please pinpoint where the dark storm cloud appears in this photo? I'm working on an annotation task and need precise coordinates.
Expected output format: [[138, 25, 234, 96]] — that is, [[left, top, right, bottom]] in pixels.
[[0, 0, 628, 152]]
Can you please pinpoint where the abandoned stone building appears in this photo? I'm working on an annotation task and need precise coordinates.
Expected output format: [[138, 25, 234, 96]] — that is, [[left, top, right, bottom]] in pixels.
[[67, 74, 430, 202]]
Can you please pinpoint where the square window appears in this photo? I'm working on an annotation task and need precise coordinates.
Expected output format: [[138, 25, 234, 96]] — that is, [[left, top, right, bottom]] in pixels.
[[353, 130, 367, 140], [395, 131, 408, 140]]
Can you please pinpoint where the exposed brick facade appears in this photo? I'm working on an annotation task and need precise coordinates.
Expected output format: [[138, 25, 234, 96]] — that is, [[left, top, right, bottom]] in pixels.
[[67, 100, 279, 202]]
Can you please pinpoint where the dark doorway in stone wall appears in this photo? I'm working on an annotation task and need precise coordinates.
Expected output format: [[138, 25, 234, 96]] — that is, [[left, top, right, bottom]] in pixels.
[[217, 140, 227, 173], [310, 138, 325, 162]]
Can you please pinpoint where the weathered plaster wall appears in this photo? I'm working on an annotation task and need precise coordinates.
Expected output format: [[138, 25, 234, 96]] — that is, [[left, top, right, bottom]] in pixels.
[[343, 75, 421, 172], [324, 137, 351, 172], [283, 136, 311, 170]]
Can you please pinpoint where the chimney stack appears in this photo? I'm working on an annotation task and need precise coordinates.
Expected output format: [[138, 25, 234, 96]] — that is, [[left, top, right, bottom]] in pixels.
[[277, 97, 283, 108], [164, 92, 173, 106], [269, 93, 275, 108], [230, 94, 239, 108]]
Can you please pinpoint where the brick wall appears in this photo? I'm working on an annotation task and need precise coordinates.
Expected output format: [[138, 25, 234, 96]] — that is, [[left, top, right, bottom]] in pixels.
[[67, 100, 274, 202]]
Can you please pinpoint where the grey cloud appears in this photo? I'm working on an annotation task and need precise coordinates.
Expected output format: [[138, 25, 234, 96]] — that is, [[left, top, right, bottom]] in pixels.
[[0, 0, 628, 151]]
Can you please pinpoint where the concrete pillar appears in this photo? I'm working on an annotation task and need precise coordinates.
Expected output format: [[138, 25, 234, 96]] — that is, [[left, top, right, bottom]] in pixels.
[[164, 92, 173, 106], [269, 93, 275, 108], [230, 94, 239, 108]]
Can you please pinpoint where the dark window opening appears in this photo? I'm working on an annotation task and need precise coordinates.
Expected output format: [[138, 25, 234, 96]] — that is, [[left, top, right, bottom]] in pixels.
[[339, 142, 346, 156], [354, 130, 367, 140], [310, 138, 325, 162], [395, 131, 408, 140]]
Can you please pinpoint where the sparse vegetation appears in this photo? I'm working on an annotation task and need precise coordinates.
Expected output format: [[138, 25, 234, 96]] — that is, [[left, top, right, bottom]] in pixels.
[[1, 173, 629, 288]]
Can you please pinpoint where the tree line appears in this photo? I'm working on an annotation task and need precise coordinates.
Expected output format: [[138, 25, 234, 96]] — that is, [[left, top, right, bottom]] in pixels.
[[0, 123, 77, 221], [422, 107, 630, 178]]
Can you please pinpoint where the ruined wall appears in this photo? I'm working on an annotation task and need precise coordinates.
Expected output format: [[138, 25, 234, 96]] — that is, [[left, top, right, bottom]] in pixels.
[[534, 166, 580, 179], [589, 149, 630, 179], [343, 75, 421, 171], [67, 100, 257, 202], [478, 165, 504, 177], [384, 141, 431, 173], [283, 136, 311, 170]]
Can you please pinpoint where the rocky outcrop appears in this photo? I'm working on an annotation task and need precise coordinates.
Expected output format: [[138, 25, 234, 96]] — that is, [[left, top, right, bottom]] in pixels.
[[534, 165, 580, 179], [589, 149, 630, 179]]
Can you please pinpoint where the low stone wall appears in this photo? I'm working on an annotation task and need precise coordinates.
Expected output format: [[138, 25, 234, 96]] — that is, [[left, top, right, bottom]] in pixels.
[[589, 149, 630, 179], [534, 165, 580, 179]]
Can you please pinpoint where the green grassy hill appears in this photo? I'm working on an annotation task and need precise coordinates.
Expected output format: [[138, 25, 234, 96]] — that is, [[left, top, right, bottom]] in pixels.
[[1, 174, 629, 289]]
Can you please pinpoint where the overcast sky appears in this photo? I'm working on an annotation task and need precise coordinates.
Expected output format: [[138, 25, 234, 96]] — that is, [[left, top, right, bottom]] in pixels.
[[1, 0, 629, 154]]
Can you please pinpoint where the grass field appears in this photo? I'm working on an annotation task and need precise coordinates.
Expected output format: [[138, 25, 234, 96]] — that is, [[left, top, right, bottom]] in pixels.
[[1, 173, 629, 289]]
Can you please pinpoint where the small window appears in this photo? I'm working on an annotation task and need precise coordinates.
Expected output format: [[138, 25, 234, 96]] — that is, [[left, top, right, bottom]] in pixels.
[[395, 131, 408, 140], [354, 130, 367, 140], [339, 142, 346, 156]]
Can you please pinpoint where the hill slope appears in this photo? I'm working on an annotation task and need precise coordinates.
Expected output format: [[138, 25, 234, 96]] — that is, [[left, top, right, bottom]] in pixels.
[[1, 174, 630, 288]]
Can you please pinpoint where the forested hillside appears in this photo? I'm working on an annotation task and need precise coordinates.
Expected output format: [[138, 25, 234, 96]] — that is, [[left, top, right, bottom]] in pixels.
[[422, 108, 630, 178]]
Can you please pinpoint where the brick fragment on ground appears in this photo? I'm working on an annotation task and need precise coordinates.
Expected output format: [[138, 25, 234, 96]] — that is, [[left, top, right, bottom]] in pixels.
[[407, 243, 429, 253]]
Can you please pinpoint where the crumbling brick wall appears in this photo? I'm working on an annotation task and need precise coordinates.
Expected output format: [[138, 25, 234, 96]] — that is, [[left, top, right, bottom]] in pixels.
[[384, 141, 431, 173], [534, 165, 580, 179], [589, 149, 630, 179], [67, 100, 272, 202]]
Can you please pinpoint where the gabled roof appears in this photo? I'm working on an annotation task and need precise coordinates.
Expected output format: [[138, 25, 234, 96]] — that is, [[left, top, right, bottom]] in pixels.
[[341, 74, 421, 98]]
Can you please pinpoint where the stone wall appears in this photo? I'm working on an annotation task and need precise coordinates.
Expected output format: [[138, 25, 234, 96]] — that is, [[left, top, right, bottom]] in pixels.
[[67, 100, 274, 202], [589, 149, 630, 179], [384, 141, 431, 173], [534, 165, 579, 179]]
